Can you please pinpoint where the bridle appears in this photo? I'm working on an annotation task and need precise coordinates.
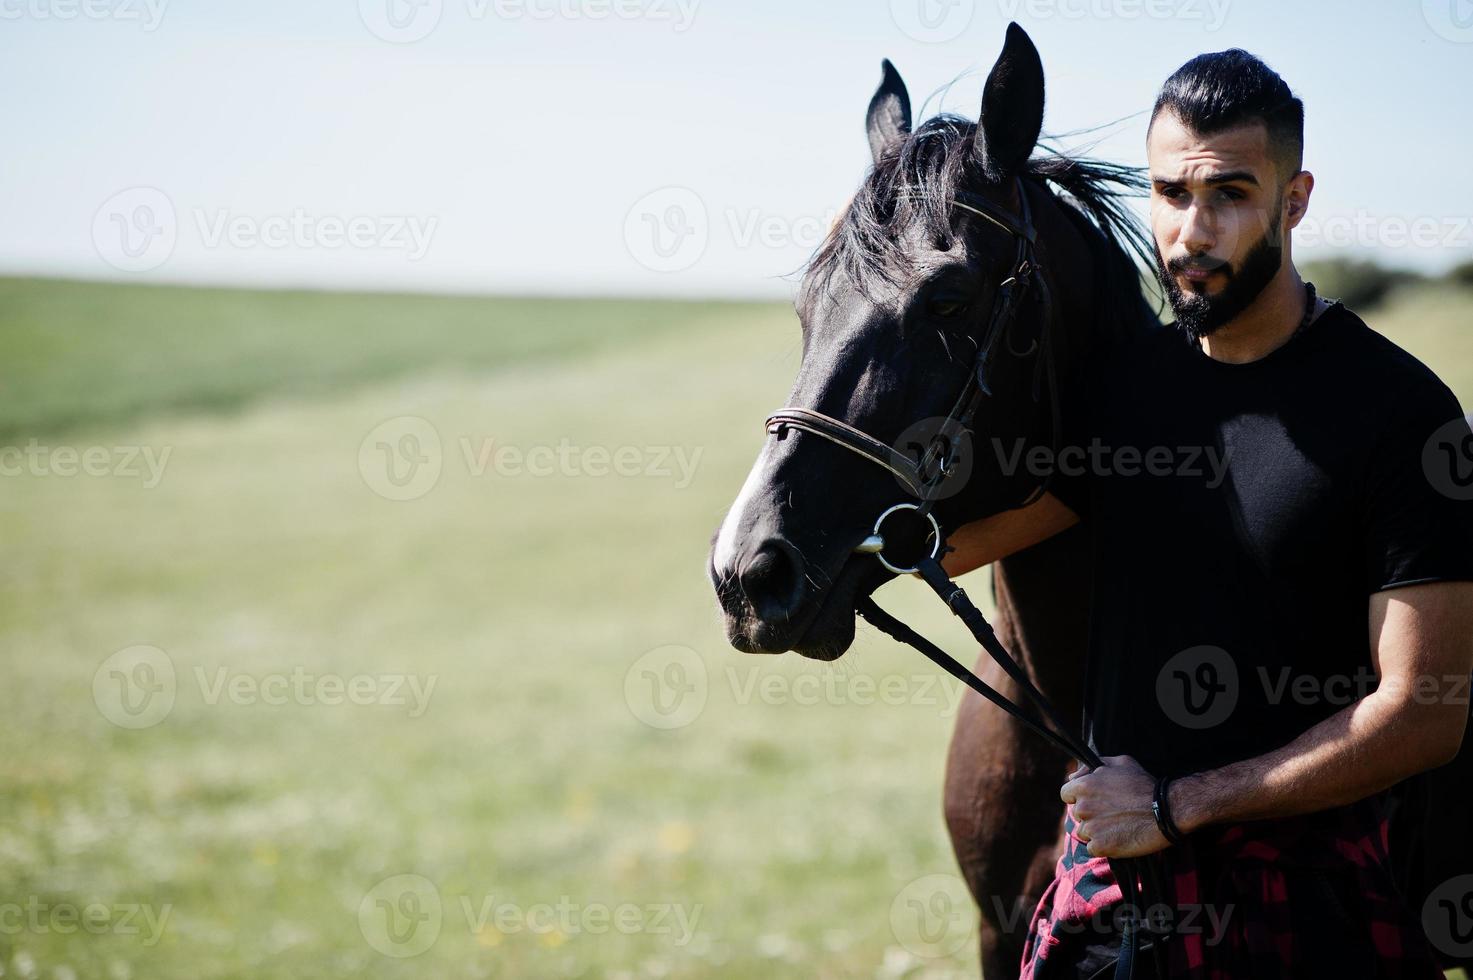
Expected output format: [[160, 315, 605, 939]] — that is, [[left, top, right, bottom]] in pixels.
[[766, 176, 1060, 573], [760, 176, 1164, 978]]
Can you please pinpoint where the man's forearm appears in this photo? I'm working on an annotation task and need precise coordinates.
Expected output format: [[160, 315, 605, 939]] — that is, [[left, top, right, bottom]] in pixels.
[[940, 492, 1080, 577], [1171, 687, 1465, 833]]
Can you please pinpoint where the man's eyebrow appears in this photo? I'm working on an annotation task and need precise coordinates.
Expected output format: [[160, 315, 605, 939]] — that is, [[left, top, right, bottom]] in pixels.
[[1151, 170, 1260, 187]]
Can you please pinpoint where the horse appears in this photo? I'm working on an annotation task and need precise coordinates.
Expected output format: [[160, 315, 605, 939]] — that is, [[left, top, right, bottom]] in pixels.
[[707, 23, 1158, 975]]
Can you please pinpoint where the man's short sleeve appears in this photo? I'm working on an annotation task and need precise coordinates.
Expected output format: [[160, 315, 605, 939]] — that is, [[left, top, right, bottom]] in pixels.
[[1363, 385, 1473, 594]]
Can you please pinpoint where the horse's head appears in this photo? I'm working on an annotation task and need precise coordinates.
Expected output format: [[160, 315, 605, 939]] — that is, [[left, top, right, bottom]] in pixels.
[[710, 24, 1125, 660]]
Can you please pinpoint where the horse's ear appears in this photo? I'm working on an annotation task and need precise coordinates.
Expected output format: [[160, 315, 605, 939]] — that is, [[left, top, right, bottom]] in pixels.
[[866, 59, 912, 164], [974, 22, 1044, 179]]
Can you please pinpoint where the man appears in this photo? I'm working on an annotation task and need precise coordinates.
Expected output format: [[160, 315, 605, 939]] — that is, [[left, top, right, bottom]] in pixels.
[[942, 50, 1473, 978]]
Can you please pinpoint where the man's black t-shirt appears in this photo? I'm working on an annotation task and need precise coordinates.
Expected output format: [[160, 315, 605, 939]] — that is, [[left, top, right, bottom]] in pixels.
[[1051, 302, 1473, 778]]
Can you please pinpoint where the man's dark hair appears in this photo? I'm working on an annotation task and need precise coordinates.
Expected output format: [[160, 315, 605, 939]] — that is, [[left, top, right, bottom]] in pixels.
[[1149, 49, 1304, 181]]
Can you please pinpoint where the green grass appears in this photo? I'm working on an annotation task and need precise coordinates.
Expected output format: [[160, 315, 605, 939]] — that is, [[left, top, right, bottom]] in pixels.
[[0, 277, 985, 979], [0, 276, 1468, 979], [0, 277, 764, 444]]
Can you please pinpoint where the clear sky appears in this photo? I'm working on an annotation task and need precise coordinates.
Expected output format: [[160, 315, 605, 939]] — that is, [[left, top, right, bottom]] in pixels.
[[2, 0, 1470, 298]]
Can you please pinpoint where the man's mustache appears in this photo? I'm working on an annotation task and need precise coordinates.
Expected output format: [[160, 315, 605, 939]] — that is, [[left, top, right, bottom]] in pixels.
[[1167, 254, 1234, 278]]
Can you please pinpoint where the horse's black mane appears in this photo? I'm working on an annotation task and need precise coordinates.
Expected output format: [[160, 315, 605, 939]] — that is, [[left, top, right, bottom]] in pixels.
[[798, 114, 1158, 343]]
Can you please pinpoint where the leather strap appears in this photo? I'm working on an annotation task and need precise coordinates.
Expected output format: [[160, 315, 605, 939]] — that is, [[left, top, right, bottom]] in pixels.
[[766, 408, 928, 498]]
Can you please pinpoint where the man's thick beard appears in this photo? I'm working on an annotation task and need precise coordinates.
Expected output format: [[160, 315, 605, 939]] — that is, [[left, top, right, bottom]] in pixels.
[[1155, 213, 1283, 344]]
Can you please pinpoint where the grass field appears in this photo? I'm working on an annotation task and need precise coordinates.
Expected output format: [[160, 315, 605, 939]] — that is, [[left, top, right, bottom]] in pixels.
[[1, 275, 1470, 979]]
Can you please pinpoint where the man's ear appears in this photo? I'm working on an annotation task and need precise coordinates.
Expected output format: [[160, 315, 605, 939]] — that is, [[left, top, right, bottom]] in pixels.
[[866, 59, 912, 164], [1284, 170, 1313, 231]]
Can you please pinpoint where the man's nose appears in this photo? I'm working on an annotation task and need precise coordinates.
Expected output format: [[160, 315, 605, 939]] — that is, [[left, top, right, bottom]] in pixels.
[[1179, 202, 1216, 255]]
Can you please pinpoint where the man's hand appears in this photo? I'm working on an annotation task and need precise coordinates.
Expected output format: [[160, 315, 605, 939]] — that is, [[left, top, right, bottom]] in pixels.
[[1060, 755, 1170, 859]]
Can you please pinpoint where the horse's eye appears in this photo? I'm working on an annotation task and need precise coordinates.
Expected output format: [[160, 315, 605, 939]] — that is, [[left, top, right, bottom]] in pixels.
[[926, 296, 969, 319]]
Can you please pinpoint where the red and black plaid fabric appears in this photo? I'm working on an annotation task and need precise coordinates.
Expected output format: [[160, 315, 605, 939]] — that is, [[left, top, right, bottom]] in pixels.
[[1019, 797, 1445, 979]]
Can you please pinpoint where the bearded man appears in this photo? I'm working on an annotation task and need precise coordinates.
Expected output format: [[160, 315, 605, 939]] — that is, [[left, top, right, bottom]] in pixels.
[[943, 49, 1473, 979]]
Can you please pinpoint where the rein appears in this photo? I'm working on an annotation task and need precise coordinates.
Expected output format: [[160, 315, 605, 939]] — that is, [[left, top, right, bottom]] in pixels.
[[763, 176, 1161, 978]]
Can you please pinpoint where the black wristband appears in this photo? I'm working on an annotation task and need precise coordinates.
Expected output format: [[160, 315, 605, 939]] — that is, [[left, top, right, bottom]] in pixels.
[[1152, 775, 1186, 846]]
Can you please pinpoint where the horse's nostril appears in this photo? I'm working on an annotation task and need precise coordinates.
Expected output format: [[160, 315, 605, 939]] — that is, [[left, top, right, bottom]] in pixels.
[[738, 540, 806, 621]]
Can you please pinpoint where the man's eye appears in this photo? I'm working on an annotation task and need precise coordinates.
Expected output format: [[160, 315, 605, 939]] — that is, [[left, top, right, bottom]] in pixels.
[[926, 296, 970, 319]]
